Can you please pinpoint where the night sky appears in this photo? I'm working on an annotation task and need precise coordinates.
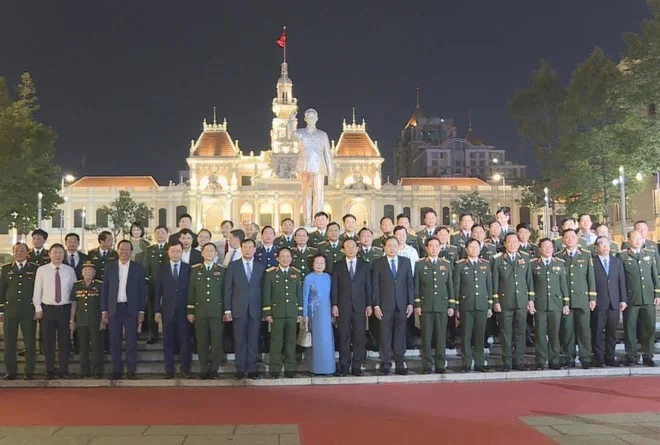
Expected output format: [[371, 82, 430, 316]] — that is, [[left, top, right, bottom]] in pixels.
[[0, 1, 651, 183]]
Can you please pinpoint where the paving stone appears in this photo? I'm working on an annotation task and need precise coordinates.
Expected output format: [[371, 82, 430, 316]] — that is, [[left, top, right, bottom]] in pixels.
[[89, 436, 184, 445], [0, 437, 92, 445], [553, 424, 631, 436], [279, 433, 302, 445], [55, 426, 149, 436], [310, 376, 378, 385], [615, 433, 660, 444], [532, 426, 564, 437], [182, 435, 278, 445], [0, 427, 61, 436], [522, 416, 582, 426], [234, 424, 299, 435], [145, 426, 236, 435], [553, 436, 630, 444]]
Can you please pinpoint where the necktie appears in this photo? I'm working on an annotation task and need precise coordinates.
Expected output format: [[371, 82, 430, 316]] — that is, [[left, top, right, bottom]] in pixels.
[[17, 263, 22, 272], [511, 254, 516, 263], [102, 250, 107, 259], [173, 263, 178, 280], [390, 259, 397, 278], [545, 259, 550, 267], [604, 259, 610, 275], [70, 254, 75, 268], [55, 267, 62, 303], [224, 241, 229, 254], [207, 265, 211, 272], [349, 260, 355, 279], [266, 248, 271, 253], [432, 259, 437, 265], [246, 261, 252, 282]]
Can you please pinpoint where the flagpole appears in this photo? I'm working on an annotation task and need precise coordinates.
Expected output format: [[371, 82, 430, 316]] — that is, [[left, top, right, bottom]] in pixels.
[[283, 25, 286, 63]]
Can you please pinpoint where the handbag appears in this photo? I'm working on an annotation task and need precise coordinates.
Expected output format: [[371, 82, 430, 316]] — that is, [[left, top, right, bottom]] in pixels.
[[297, 323, 312, 348]]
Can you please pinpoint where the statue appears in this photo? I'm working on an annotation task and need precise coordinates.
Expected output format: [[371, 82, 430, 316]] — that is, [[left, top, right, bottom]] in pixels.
[[289, 108, 333, 226]]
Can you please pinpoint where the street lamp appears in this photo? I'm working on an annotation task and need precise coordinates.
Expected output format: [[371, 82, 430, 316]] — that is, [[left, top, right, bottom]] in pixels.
[[61, 174, 75, 191], [60, 174, 75, 239], [492, 173, 506, 208], [81, 206, 86, 251], [612, 166, 643, 238], [37, 192, 43, 229], [544, 187, 550, 238]]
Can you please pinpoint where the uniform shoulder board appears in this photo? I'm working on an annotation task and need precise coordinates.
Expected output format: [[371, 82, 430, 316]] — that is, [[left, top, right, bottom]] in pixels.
[[309, 246, 319, 252], [1, 262, 12, 268], [417, 258, 426, 263], [94, 279, 103, 283], [441, 257, 451, 263], [531, 258, 540, 262], [291, 266, 301, 273], [456, 259, 466, 263], [478, 258, 491, 263], [28, 262, 39, 267], [519, 250, 530, 256], [373, 246, 383, 251], [266, 266, 277, 272], [554, 257, 565, 262], [192, 263, 203, 269], [74, 279, 84, 284], [493, 252, 503, 258]]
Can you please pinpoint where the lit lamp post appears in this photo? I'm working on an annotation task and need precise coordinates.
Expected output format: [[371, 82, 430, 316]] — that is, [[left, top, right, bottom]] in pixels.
[[37, 192, 43, 229], [612, 165, 643, 238], [492, 173, 506, 208], [60, 174, 75, 241], [543, 187, 550, 238], [81, 206, 87, 251]]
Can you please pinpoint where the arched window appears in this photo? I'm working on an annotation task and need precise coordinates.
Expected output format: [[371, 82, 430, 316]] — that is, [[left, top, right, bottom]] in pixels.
[[383, 205, 394, 220], [96, 209, 109, 228], [74, 209, 84, 228], [176, 206, 188, 220], [442, 207, 450, 226], [158, 208, 167, 227]]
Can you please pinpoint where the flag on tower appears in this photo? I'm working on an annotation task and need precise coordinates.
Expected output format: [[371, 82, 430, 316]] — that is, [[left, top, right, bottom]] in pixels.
[[276, 28, 286, 48]]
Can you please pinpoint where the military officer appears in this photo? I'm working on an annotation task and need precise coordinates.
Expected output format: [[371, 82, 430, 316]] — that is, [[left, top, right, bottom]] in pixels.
[[373, 216, 394, 248], [263, 247, 303, 378], [487, 221, 504, 253], [453, 239, 493, 372], [27, 229, 50, 266], [621, 221, 660, 266], [434, 227, 460, 264], [142, 225, 169, 344], [450, 213, 474, 250], [530, 239, 569, 370], [553, 219, 588, 252], [517, 223, 540, 258], [188, 243, 226, 379], [357, 227, 384, 265], [416, 210, 439, 256], [319, 222, 344, 273], [88, 231, 118, 280], [589, 224, 619, 254], [492, 233, 535, 371], [554, 228, 596, 369], [0, 243, 38, 380], [274, 218, 296, 249], [414, 237, 455, 373], [496, 208, 515, 237], [396, 214, 422, 256], [255, 225, 279, 269], [291, 228, 319, 277], [308, 211, 330, 247], [461, 224, 497, 261], [69, 261, 104, 378], [618, 230, 660, 366], [339, 214, 360, 244]]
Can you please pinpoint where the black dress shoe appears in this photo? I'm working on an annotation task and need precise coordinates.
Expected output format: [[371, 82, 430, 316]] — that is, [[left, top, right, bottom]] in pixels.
[[335, 369, 348, 377], [502, 366, 512, 372], [59, 373, 71, 379], [581, 362, 591, 370], [381, 368, 390, 376], [593, 361, 605, 368], [351, 369, 364, 377], [549, 364, 562, 370], [536, 364, 546, 370], [146, 338, 158, 345], [605, 360, 621, 367], [435, 368, 446, 374], [164, 373, 175, 379], [270, 372, 280, 379], [475, 367, 490, 373], [127, 372, 137, 380], [24, 374, 33, 380], [395, 368, 408, 376], [110, 373, 122, 380], [422, 369, 433, 375], [3, 374, 17, 380], [461, 367, 470, 373], [568, 360, 576, 368], [625, 358, 637, 367], [643, 357, 656, 367], [284, 371, 295, 378], [95, 373, 104, 379], [513, 364, 526, 371], [235, 372, 245, 380], [247, 372, 259, 380], [181, 372, 192, 379], [46, 373, 57, 380]]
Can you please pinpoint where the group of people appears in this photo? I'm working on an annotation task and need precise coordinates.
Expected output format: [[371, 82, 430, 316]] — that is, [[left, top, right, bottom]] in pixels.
[[0, 209, 658, 381]]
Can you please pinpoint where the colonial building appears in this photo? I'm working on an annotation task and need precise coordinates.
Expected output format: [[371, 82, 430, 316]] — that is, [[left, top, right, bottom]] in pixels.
[[23, 59, 533, 250]]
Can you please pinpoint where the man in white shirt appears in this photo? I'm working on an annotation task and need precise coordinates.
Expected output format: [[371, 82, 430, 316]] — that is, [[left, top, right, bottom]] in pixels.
[[33, 243, 77, 379], [393, 226, 419, 277], [223, 229, 244, 267], [215, 220, 234, 264]]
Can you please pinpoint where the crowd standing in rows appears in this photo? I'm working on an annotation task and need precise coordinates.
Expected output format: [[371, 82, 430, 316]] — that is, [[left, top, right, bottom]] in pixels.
[[0, 209, 658, 380]]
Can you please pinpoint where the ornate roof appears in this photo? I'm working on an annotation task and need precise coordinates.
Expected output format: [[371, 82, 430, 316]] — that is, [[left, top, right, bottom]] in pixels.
[[400, 177, 488, 187], [190, 117, 238, 158], [405, 106, 423, 129], [71, 176, 159, 188], [334, 115, 380, 158]]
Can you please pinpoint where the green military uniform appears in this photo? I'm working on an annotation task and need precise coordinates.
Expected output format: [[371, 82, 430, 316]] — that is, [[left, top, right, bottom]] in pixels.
[[338, 232, 359, 245], [492, 251, 534, 369], [460, 242, 497, 262], [438, 244, 460, 264], [621, 240, 659, 266], [453, 258, 493, 370], [357, 246, 384, 265], [530, 257, 568, 368], [414, 257, 454, 372], [87, 248, 118, 280], [291, 246, 318, 277], [553, 237, 588, 253], [450, 231, 472, 250], [372, 233, 392, 249], [188, 263, 226, 377], [319, 241, 344, 274], [274, 235, 295, 250], [416, 228, 438, 257], [0, 261, 38, 377], [27, 248, 50, 266], [142, 243, 169, 340], [262, 266, 303, 374], [617, 248, 660, 364], [588, 241, 619, 255], [308, 230, 328, 248], [519, 243, 540, 258], [554, 248, 596, 366], [71, 278, 104, 377]]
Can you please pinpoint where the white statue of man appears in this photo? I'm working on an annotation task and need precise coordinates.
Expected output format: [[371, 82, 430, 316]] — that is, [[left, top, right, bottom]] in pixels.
[[289, 108, 333, 226]]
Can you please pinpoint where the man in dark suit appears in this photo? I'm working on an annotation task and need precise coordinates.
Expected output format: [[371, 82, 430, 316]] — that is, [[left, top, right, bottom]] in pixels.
[[372, 236, 414, 375], [332, 239, 372, 376], [64, 233, 88, 279], [168, 213, 198, 248], [154, 242, 192, 378], [224, 238, 266, 379], [591, 236, 627, 367], [101, 240, 146, 380]]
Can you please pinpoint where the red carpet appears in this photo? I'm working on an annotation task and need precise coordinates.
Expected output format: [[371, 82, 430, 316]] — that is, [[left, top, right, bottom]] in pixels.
[[3, 377, 660, 444]]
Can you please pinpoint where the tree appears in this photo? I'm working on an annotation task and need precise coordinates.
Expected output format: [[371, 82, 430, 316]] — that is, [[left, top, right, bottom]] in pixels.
[[100, 191, 153, 240], [0, 73, 62, 234], [450, 191, 492, 224]]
